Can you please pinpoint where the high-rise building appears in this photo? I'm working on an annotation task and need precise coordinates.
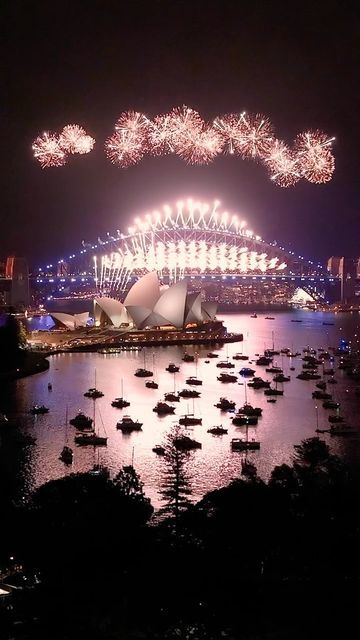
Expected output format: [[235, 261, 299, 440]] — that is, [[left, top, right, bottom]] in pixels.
[[0, 256, 30, 309]]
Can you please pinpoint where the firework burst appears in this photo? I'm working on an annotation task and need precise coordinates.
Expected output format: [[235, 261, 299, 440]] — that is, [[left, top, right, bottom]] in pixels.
[[237, 112, 274, 159], [213, 113, 246, 155], [59, 124, 95, 154], [32, 132, 67, 168], [264, 139, 301, 187], [147, 114, 176, 155], [105, 130, 145, 168], [176, 126, 224, 165], [295, 130, 335, 184]]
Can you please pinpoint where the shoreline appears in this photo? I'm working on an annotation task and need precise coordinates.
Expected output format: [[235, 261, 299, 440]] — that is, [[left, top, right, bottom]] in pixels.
[[0, 352, 49, 382]]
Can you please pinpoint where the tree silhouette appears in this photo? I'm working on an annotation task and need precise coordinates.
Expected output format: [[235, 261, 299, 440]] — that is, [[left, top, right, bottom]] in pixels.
[[160, 426, 192, 531]]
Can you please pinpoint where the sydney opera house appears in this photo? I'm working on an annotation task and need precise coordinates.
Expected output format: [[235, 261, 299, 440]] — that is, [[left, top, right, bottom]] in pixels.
[[51, 272, 217, 332]]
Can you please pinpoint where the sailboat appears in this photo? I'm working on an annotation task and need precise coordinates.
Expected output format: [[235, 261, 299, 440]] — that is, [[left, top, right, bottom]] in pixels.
[[185, 353, 202, 385], [146, 353, 159, 388], [84, 370, 104, 398], [111, 379, 130, 408], [164, 372, 180, 402], [59, 407, 73, 464], [75, 402, 108, 446], [238, 382, 263, 415], [134, 349, 153, 377], [179, 399, 202, 426], [231, 423, 260, 450], [264, 378, 284, 396]]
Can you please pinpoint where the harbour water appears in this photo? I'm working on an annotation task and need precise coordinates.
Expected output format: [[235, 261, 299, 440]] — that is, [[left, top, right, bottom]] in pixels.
[[1, 309, 359, 508]]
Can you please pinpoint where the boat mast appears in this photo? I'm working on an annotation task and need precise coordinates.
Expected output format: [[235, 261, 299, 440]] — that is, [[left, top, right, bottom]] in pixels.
[[244, 381, 248, 404]]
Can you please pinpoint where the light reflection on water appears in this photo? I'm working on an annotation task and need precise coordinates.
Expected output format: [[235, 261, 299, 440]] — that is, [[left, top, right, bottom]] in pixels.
[[1, 310, 360, 508]]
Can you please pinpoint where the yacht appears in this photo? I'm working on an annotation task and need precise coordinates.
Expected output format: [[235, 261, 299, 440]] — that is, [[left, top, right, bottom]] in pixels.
[[164, 392, 180, 402], [134, 368, 153, 378], [75, 432, 107, 446], [231, 438, 260, 451], [264, 387, 284, 396], [256, 356, 272, 366], [216, 360, 235, 369], [70, 412, 93, 429], [146, 380, 159, 389], [174, 435, 202, 450], [117, 416, 143, 432], [178, 388, 201, 398], [328, 414, 344, 424], [182, 353, 195, 362], [233, 353, 249, 361], [217, 372, 237, 383], [111, 397, 130, 409], [84, 387, 104, 399], [273, 374, 290, 383], [215, 397, 236, 411], [248, 377, 271, 389], [153, 402, 176, 414], [166, 363, 180, 373], [207, 352, 219, 358], [238, 404, 262, 416], [323, 400, 340, 409], [232, 414, 258, 426]]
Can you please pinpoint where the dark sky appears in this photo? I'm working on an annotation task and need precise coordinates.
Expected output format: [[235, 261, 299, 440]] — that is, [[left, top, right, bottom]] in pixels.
[[1, 0, 360, 267]]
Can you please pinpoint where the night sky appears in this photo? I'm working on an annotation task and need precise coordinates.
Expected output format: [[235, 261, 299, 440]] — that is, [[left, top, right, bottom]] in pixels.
[[2, 0, 360, 267]]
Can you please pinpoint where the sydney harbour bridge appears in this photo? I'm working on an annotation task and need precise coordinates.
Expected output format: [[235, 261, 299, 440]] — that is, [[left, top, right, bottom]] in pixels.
[[35, 200, 338, 305]]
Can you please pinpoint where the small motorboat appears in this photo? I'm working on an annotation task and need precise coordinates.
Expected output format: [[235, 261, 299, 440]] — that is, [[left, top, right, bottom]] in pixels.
[[290, 366, 295, 371], [266, 366, 283, 373], [316, 381, 327, 390], [205, 360, 210, 363], [207, 352, 219, 358], [248, 377, 271, 389], [182, 353, 195, 362], [145, 380, 159, 389], [239, 368, 255, 377], [207, 425, 228, 435], [267, 398, 277, 403], [59, 445, 73, 464], [233, 353, 249, 361], [265, 316, 275, 320], [117, 416, 143, 432], [250, 313, 257, 318], [30, 405, 49, 415], [256, 356, 273, 366], [152, 445, 166, 455], [166, 363, 180, 373], [153, 402, 176, 415]]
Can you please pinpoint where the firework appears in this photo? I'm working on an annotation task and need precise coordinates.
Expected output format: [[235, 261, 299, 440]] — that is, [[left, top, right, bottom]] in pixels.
[[32, 132, 67, 168], [264, 139, 301, 188], [176, 126, 224, 165], [105, 130, 145, 168], [59, 124, 95, 154], [147, 114, 176, 155], [237, 112, 274, 159], [295, 130, 335, 184], [115, 111, 150, 141], [213, 113, 246, 155]]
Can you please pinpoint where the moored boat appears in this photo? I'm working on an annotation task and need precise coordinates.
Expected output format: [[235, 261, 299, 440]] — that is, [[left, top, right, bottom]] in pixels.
[[153, 402, 176, 415], [215, 397, 236, 411], [207, 425, 228, 435], [117, 415, 143, 432], [217, 372, 237, 383]]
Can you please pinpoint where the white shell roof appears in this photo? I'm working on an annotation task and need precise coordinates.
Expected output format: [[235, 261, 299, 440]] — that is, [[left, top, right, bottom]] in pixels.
[[184, 292, 202, 324], [124, 272, 161, 309], [152, 279, 188, 328], [95, 297, 129, 328], [51, 312, 76, 331]]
